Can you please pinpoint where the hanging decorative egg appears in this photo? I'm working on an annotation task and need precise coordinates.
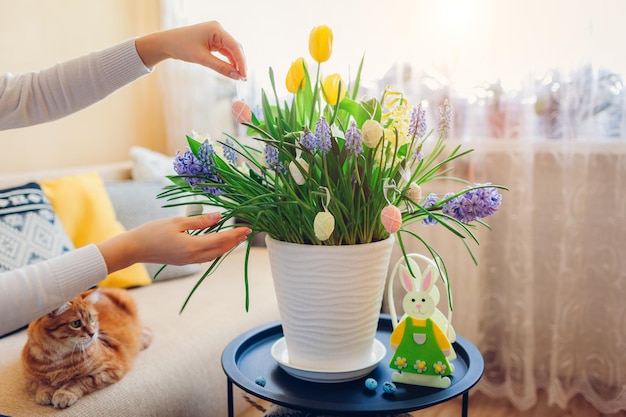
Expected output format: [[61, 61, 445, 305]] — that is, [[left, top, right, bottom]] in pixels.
[[314, 211, 335, 241], [406, 182, 422, 203], [381, 205, 402, 233], [288, 158, 309, 185], [231, 100, 252, 124]]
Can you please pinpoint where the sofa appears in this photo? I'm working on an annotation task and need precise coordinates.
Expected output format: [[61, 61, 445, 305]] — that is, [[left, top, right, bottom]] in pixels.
[[0, 160, 281, 417]]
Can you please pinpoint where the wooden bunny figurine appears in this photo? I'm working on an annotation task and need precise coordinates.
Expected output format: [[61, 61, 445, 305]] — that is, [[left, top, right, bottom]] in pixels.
[[388, 263, 455, 388]]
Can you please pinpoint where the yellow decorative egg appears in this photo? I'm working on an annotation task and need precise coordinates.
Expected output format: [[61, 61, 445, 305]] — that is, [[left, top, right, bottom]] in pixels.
[[314, 211, 335, 241], [381, 205, 402, 233]]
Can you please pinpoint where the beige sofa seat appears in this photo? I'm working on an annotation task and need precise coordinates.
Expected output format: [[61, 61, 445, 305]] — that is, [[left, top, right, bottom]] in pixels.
[[0, 247, 280, 417]]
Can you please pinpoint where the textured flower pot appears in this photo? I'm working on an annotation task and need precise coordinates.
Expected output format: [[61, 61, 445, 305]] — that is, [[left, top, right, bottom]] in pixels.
[[266, 235, 395, 372]]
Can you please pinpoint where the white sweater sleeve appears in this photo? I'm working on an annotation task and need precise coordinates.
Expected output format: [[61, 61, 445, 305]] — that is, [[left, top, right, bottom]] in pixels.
[[0, 244, 108, 337], [0, 38, 152, 130]]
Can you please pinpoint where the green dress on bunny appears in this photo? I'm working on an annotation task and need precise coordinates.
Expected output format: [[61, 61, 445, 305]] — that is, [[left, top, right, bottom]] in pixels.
[[389, 316, 453, 385]]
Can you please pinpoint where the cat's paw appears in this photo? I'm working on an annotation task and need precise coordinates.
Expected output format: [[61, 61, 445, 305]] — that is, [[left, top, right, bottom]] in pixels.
[[51, 389, 79, 409], [34, 387, 55, 405]]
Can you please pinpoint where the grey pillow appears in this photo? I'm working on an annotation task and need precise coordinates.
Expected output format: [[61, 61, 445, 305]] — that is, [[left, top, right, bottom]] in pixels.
[[105, 181, 200, 281]]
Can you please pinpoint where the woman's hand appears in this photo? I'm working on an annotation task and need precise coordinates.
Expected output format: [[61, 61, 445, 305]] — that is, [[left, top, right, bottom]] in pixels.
[[135, 21, 247, 80], [97, 213, 251, 273]]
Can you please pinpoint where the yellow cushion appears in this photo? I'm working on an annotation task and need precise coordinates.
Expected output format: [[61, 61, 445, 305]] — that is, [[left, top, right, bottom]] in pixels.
[[40, 172, 151, 288]]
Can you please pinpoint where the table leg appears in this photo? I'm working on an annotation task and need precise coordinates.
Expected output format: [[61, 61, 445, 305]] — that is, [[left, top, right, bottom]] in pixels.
[[227, 378, 234, 417], [461, 391, 469, 417]]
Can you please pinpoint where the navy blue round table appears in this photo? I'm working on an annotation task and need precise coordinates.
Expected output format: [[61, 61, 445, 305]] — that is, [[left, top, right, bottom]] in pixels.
[[221, 315, 484, 416]]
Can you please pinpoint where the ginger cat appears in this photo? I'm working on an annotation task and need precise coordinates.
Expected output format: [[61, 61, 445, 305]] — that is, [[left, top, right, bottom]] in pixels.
[[21, 287, 151, 409]]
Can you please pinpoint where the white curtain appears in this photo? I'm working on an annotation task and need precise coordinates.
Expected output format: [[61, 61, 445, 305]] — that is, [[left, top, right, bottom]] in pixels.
[[386, 142, 626, 413], [159, 0, 626, 412]]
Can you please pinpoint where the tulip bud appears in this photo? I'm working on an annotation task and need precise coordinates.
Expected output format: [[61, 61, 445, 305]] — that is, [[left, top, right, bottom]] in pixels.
[[361, 120, 383, 148], [285, 58, 308, 93], [231, 100, 252, 124], [309, 25, 333, 63], [381, 205, 402, 233], [288, 158, 309, 185], [322, 74, 346, 106], [406, 182, 422, 203]]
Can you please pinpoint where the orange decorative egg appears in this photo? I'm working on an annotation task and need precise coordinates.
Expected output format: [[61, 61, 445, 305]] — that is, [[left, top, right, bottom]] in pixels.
[[381, 205, 402, 233], [231, 100, 252, 124]]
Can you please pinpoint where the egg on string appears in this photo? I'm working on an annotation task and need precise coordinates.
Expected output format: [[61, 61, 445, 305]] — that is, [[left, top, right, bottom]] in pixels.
[[406, 182, 422, 203], [314, 186, 335, 241], [314, 211, 335, 241], [381, 178, 402, 233], [381, 205, 402, 233], [231, 100, 252, 124]]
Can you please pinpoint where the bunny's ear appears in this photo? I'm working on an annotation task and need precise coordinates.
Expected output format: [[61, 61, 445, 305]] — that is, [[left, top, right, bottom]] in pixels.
[[421, 270, 435, 293], [400, 265, 415, 292]]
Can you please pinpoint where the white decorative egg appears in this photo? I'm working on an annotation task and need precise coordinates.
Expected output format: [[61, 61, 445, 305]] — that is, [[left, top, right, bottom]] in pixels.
[[288, 158, 309, 185], [406, 182, 422, 203]]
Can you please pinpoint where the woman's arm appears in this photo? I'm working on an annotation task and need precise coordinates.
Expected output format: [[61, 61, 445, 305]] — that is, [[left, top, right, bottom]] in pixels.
[[0, 20, 247, 131], [0, 39, 150, 130], [0, 244, 107, 337], [0, 213, 250, 337]]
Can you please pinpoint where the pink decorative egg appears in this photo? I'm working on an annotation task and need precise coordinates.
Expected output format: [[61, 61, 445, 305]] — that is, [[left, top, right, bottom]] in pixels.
[[381, 205, 402, 233], [231, 100, 252, 124]]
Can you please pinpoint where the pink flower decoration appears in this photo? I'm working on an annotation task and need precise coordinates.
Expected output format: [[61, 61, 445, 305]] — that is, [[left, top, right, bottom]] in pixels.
[[231, 100, 252, 124], [381, 205, 402, 233]]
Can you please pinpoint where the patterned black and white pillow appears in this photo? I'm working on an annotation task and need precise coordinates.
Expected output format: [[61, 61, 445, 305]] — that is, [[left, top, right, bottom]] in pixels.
[[0, 182, 74, 271]]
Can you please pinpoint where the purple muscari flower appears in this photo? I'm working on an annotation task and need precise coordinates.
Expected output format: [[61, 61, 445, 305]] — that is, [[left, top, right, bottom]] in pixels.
[[223, 138, 238, 164], [438, 100, 453, 138], [198, 139, 215, 165], [443, 184, 502, 223], [252, 104, 264, 123], [408, 103, 427, 139], [315, 117, 332, 155], [300, 127, 318, 153], [264, 144, 281, 171], [470, 184, 502, 217], [345, 122, 363, 156], [173, 144, 223, 195], [421, 193, 439, 225], [412, 150, 424, 162], [173, 149, 203, 188], [442, 192, 465, 221]]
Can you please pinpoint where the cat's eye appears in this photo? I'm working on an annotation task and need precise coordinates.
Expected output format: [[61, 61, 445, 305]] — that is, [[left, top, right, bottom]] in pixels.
[[69, 320, 81, 329]]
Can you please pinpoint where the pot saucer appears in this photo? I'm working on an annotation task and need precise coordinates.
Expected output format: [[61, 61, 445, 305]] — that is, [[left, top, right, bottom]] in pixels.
[[270, 337, 386, 383]]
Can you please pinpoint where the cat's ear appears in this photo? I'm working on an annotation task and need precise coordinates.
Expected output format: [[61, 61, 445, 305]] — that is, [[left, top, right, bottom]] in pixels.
[[84, 288, 101, 304], [50, 302, 71, 317]]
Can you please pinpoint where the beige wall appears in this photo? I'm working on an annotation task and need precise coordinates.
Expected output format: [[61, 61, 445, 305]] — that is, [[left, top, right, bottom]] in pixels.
[[0, 0, 164, 175]]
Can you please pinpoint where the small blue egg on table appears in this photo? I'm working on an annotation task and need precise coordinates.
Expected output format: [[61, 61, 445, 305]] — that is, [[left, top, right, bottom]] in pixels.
[[382, 381, 397, 394], [364, 378, 378, 391]]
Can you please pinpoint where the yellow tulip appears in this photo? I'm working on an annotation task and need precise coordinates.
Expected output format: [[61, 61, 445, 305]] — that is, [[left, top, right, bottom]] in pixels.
[[309, 25, 333, 63], [285, 57, 308, 93], [321, 73, 346, 106]]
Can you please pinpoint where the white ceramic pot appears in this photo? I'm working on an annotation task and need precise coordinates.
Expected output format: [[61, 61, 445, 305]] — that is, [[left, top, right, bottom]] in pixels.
[[265, 235, 395, 372]]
